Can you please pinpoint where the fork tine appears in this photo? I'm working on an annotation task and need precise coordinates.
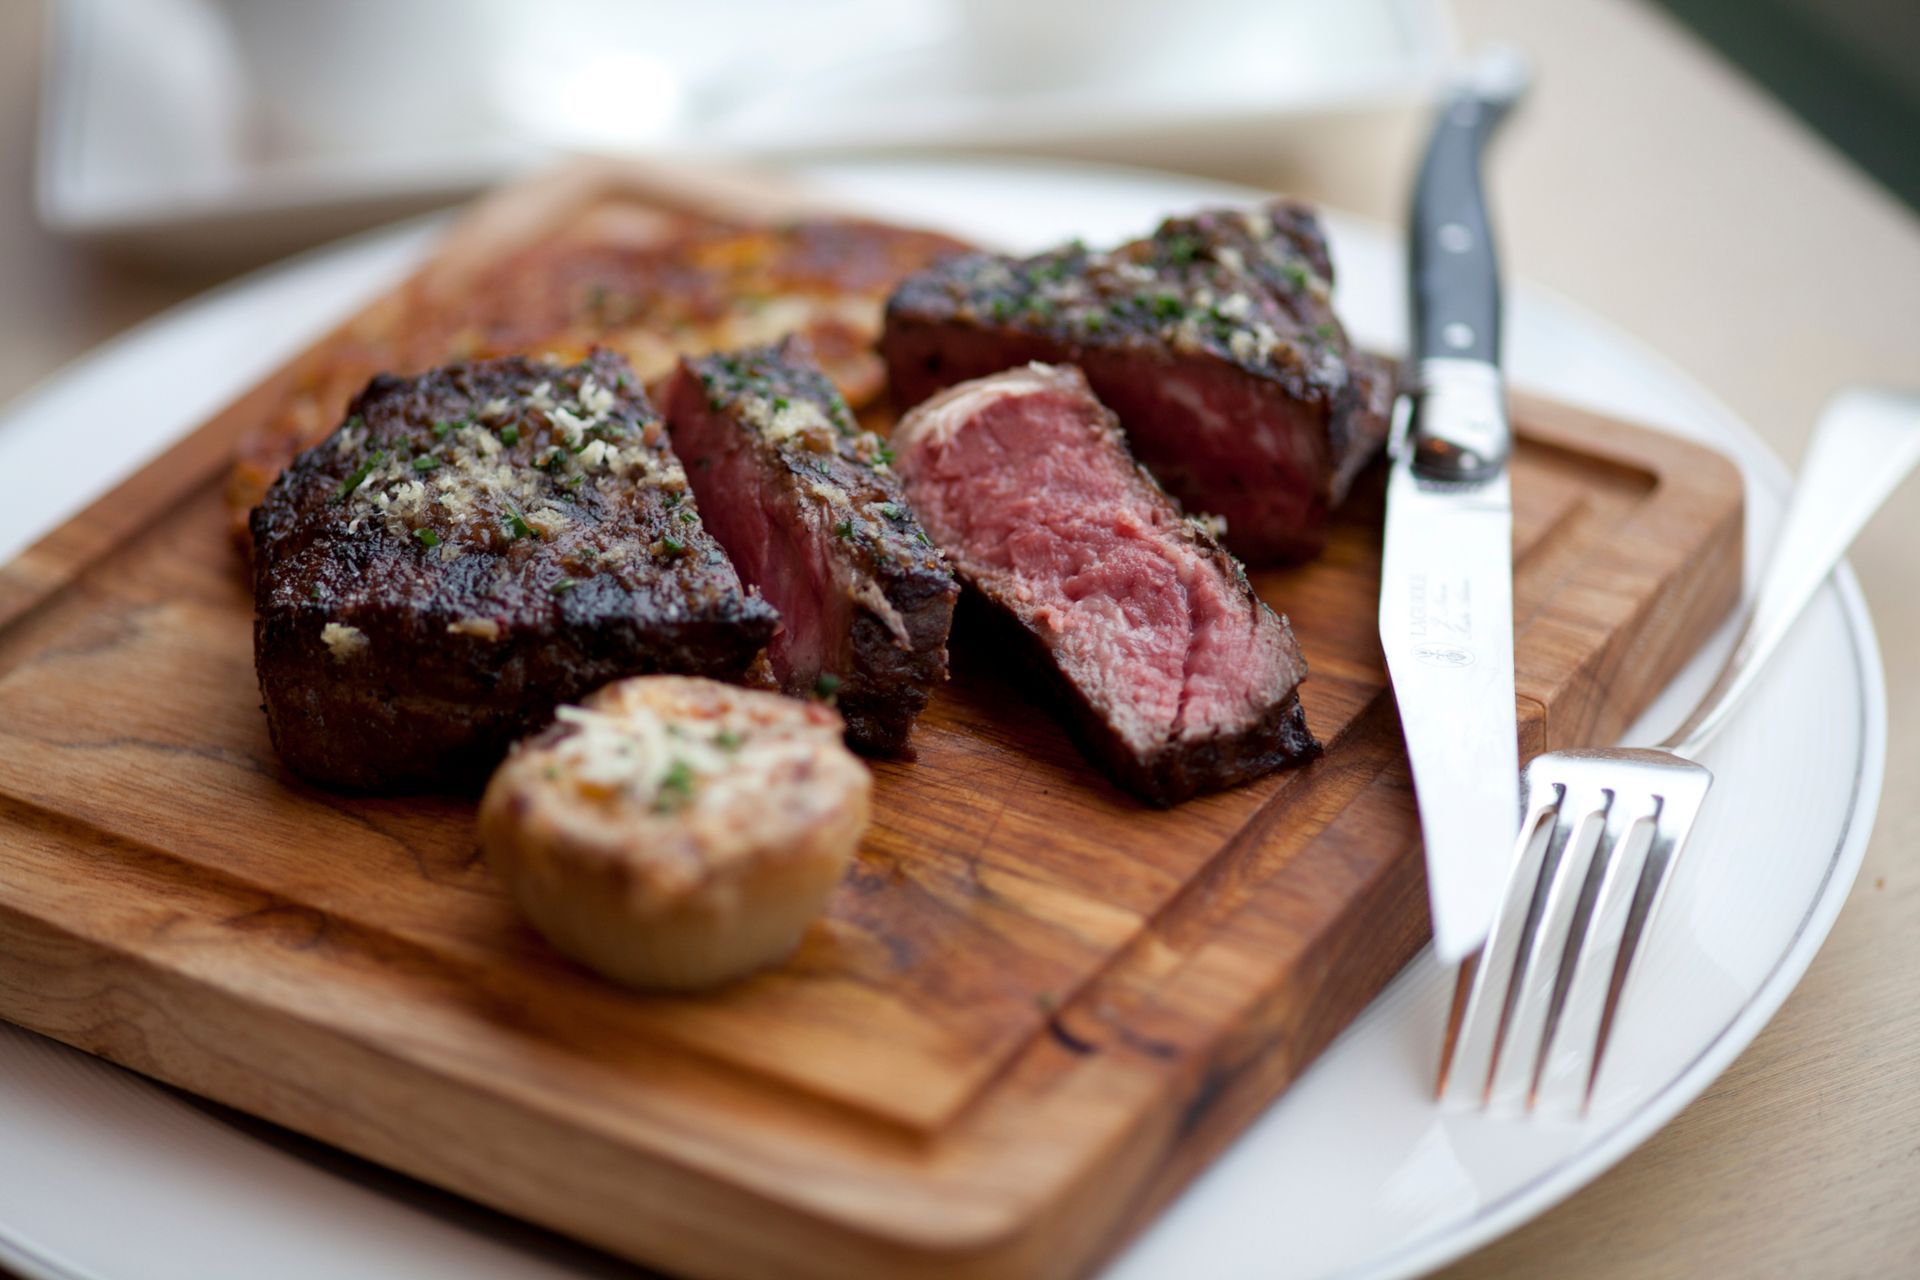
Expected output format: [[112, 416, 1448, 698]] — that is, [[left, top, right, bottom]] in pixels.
[[1585, 819, 1685, 1106], [1489, 784, 1611, 1107], [1438, 788, 1560, 1102], [1527, 796, 1659, 1109], [1525, 792, 1621, 1109]]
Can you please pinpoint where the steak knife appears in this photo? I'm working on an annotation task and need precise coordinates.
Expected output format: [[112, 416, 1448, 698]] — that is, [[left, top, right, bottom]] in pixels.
[[1379, 49, 1530, 964]]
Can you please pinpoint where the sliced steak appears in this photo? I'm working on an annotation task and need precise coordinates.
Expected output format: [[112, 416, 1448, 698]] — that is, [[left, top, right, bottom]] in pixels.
[[882, 201, 1392, 564], [251, 351, 777, 792], [892, 363, 1319, 805], [663, 339, 958, 754]]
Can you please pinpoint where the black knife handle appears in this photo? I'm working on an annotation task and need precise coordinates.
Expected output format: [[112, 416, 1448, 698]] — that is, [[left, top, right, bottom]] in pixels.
[[1410, 91, 1517, 368]]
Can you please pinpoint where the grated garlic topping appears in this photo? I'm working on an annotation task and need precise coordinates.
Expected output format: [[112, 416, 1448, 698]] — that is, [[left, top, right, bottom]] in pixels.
[[321, 622, 369, 661], [550, 703, 819, 816]]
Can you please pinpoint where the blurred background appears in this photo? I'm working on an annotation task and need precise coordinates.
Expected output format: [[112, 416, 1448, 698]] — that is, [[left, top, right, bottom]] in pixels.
[[25, 0, 1920, 267], [0, 1, 1917, 1275]]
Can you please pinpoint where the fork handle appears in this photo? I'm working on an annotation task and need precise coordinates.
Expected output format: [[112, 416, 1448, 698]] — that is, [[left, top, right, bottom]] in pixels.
[[1661, 389, 1920, 759]]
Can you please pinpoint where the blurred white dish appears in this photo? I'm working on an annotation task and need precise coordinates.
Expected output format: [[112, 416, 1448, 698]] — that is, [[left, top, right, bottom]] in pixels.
[[0, 157, 1883, 1280], [36, 0, 1452, 262]]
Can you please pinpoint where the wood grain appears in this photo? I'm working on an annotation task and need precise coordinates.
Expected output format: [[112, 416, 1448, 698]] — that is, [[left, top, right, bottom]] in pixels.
[[0, 163, 1744, 1279]]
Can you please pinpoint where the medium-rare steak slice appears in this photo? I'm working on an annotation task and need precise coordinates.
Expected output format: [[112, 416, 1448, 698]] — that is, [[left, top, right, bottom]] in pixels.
[[882, 200, 1393, 564], [251, 351, 778, 791], [892, 363, 1319, 805], [662, 339, 958, 754]]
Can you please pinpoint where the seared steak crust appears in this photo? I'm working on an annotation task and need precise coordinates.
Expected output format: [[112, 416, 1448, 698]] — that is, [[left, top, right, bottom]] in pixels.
[[251, 351, 777, 791], [664, 339, 958, 754], [893, 364, 1320, 806], [882, 201, 1391, 564]]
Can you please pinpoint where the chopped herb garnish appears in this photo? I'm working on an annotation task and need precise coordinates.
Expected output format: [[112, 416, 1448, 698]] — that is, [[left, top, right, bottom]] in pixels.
[[1083, 312, 1106, 332], [677, 508, 697, 524], [988, 297, 1013, 321], [772, 396, 789, 412], [309, 584, 323, 600], [551, 577, 576, 595], [812, 672, 842, 700], [504, 509, 533, 540], [1165, 234, 1200, 265], [411, 455, 440, 471], [1314, 321, 1338, 340], [334, 450, 386, 500], [713, 729, 744, 751], [498, 424, 520, 446], [914, 529, 934, 548], [834, 519, 855, 540], [535, 448, 564, 470], [431, 420, 454, 439], [660, 534, 686, 556], [413, 527, 440, 550], [663, 490, 682, 509], [1281, 262, 1312, 291], [874, 443, 897, 466], [565, 474, 586, 490], [878, 502, 906, 523], [1151, 293, 1184, 320], [652, 759, 695, 813]]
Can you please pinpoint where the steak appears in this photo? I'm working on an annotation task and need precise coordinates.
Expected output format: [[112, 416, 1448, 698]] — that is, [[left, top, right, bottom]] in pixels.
[[251, 351, 778, 792], [663, 339, 958, 754], [881, 201, 1393, 564], [891, 364, 1319, 805]]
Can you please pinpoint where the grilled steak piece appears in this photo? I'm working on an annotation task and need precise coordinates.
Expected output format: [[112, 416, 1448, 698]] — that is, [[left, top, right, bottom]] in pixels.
[[251, 352, 778, 792], [892, 364, 1318, 805], [882, 200, 1392, 564], [663, 339, 958, 755]]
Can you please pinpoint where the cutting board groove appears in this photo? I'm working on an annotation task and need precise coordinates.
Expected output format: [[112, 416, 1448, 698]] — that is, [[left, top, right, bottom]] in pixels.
[[0, 162, 1743, 1280]]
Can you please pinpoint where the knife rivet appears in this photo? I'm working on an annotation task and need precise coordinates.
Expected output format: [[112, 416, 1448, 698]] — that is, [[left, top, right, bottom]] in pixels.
[[1443, 322, 1476, 350], [1438, 222, 1474, 253]]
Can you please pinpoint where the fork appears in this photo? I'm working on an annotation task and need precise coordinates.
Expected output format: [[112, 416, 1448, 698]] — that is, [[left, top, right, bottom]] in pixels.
[[1438, 387, 1920, 1112]]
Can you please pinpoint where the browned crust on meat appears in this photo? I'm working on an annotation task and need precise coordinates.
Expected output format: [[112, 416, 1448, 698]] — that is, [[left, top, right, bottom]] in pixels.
[[251, 352, 777, 792], [664, 338, 958, 755]]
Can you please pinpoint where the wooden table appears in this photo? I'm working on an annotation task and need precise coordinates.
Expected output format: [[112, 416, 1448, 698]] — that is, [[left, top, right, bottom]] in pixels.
[[1, 0, 1914, 1274]]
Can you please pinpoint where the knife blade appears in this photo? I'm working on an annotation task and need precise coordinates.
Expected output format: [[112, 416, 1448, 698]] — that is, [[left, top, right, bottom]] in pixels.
[[1379, 49, 1529, 963]]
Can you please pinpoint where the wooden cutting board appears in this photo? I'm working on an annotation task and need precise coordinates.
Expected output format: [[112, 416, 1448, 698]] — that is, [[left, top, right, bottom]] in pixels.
[[0, 164, 1743, 1280]]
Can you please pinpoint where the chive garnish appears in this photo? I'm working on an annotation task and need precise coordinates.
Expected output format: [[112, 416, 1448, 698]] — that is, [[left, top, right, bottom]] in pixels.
[[652, 759, 694, 813], [713, 729, 743, 751], [812, 672, 841, 699], [551, 577, 576, 595], [431, 420, 453, 439], [411, 455, 439, 471], [498, 424, 520, 446], [660, 535, 686, 556], [834, 519, 854, 540], [413, 527, 440, 549], [335, 450, 386, 500], [875, 444, 897, 466], [504, 509, 532, 540]]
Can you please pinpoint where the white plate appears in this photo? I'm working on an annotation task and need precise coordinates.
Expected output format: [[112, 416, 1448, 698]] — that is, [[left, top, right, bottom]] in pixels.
[[0, 158, 1884, 1280]]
